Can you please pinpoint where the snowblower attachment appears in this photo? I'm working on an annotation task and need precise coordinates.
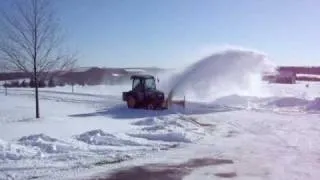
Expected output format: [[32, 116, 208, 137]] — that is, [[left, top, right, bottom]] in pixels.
[[162, 88, 186, 109]]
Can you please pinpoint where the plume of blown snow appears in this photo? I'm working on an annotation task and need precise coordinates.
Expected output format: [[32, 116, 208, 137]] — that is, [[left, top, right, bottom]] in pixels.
[[160, 48, 275, 102]]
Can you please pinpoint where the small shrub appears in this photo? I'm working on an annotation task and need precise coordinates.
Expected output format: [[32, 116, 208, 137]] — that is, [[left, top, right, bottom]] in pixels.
[[29, 79, 36, 88], [48, 78, 56, 87], [10, 81, 20, 87], [38, 79, 46, 88], [58, 81, 65, 86], [3, 82, 10, 88], [20, 80, 28, 88]]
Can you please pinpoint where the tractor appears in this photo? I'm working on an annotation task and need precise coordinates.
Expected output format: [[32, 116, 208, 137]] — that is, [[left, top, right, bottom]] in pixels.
[[122, 75, 167, 110]]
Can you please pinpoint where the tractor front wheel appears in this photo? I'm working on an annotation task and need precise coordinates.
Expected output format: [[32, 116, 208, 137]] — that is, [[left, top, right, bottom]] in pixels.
[[127, 96, 136, 108]]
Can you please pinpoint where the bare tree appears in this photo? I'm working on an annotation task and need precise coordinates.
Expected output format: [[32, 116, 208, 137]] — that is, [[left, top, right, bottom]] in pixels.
[[0, 0, 76, 118]]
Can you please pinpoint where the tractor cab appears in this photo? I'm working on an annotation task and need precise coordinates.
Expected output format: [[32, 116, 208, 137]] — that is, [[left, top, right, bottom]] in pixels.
[[131, 75, 157, 92], [122, 74, 166, 109]]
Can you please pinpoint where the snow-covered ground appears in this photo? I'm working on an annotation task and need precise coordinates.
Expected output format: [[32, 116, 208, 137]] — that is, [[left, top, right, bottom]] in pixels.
[[0, 85, 207, 179], [1, 49, 320, 180], [0, 81, 320, 180]]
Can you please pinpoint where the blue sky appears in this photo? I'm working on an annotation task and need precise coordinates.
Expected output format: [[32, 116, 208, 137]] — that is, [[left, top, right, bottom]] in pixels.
[[3, 0, 320, 68]]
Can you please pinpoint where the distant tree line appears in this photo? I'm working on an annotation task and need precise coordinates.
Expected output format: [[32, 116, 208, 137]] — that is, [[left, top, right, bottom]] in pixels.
[[3, 78, 63, 88]]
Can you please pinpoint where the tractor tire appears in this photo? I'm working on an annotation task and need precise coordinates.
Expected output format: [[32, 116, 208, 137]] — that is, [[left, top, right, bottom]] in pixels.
[[147, 103, 155, 110], [127, 96, 136, 108]]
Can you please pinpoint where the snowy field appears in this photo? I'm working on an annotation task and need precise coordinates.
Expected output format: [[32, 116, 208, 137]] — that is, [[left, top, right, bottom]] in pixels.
[[1, 50, 320, 180], [0, 82, 320, 180]]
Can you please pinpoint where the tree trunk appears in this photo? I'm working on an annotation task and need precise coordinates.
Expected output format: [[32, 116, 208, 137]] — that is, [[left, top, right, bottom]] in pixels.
[[33, 0, 39, 119], [35, 77, 39, 118], [34, 63, 40, 118]]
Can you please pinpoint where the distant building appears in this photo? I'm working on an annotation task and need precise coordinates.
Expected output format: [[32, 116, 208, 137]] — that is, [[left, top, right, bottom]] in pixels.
[[264, 70, 296, 84], [277, 70, 296, 84]]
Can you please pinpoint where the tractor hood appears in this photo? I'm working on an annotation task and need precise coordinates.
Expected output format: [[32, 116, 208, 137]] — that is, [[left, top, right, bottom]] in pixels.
[[146, 89, 164, 94], [145, 89, 165, 99]]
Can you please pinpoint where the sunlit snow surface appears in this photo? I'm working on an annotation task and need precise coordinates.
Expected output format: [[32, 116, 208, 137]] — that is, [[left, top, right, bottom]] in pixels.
[[1, 50, 320, 179]]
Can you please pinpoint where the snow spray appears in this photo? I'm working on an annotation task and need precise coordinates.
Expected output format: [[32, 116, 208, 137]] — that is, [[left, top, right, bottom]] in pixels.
[[160, 48, 275, 102]]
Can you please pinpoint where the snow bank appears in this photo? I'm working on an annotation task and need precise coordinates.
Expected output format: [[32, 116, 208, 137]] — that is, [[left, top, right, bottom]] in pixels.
[[212, 95, 260, 108], [132, 118, 158, 126], [129, 116, 204, 144], [0, 139, 36, 160], [127, 132, 192, 143], [132, 117, 183, 128], [76, 129, 140, 146], [246, 96, 320, 113], [306, 98, 320, 111], [161, 49, 275, 102], [265, 97, 310, 108], [18, 134, 76, 154]]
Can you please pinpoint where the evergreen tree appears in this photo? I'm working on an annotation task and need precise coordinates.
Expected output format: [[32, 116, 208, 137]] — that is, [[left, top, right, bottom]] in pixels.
[[38, 79, 46, 88], [48, 78, 56, 87], [20, 80, 27, 87], [29, 79, 35, 88]]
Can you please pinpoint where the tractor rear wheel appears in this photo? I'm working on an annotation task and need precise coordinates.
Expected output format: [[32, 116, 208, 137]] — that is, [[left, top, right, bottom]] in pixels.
[[127, 96, 136, 108]]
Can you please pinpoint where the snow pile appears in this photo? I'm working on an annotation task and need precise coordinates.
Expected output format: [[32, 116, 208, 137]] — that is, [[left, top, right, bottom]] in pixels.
[[161, 49, 275, 102], [211, 95, 260, 108], [130, 132, 192, 143], [265, 97, 310, 108], [132, 118, 158, 126], [18, 134, 76, 154], [128, 116, 204, 143], [132, 117, 183, 128], [128, 132, 192, 143], [0, 139, 36, 160], [76, 129, 140, 146], [306, 98, 320, 111], [247, 96, 320, 113]]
